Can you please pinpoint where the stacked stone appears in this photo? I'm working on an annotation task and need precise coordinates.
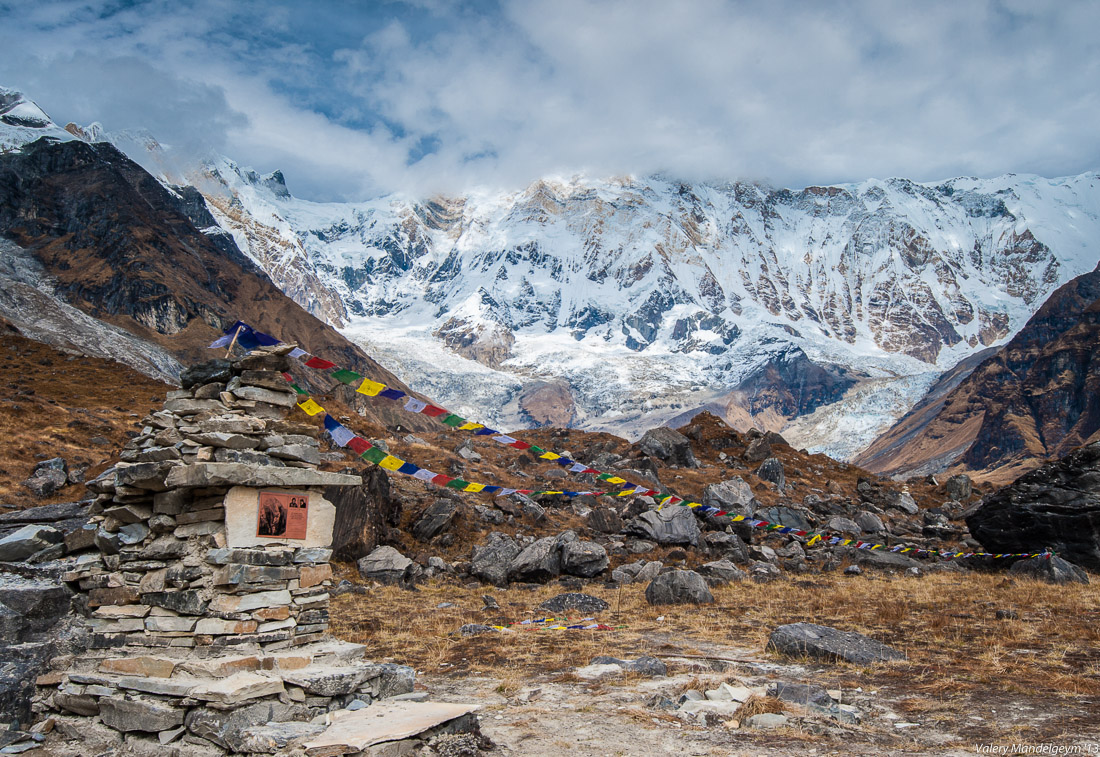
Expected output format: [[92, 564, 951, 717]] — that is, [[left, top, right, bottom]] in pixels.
[[28, 348, 438, 755]]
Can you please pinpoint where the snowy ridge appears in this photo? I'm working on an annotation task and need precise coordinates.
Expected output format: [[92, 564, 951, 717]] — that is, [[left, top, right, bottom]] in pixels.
[[192, 163, 1100, 455]]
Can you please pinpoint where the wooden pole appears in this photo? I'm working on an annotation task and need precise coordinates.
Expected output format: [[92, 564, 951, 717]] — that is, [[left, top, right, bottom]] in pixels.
[[224, 325, 243, 359]]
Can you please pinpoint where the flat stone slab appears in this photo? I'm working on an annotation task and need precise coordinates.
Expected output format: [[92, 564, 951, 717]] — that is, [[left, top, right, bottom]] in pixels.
[[165, 463, 360, 489], [302, 701, 480, 756], [767, 622, 906, 664], [191, 671, 285, 703]]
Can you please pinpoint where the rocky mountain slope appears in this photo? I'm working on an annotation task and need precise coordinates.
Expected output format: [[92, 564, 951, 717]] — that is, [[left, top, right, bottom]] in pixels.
[[856, 263, 1100, 482], [0, 87, 432, 432], [188, 156, 1100, 459]]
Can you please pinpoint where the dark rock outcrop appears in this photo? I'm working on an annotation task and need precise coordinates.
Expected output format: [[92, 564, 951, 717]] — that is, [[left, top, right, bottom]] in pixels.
[[1007, 555, 1089, 584], [624, 507, 701, 546], [967, 442, 1100, 570], [636, 427, 699, 468]]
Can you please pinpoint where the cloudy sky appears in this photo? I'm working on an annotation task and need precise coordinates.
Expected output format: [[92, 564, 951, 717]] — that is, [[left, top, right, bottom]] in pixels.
[[1, 0, 1097, 201]]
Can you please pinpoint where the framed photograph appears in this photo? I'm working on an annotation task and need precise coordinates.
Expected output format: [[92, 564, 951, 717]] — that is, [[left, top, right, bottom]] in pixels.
[[257, 491, 309, 539]]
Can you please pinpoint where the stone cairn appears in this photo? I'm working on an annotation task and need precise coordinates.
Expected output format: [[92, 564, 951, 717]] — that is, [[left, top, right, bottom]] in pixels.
[[30, 348, 479, 756]]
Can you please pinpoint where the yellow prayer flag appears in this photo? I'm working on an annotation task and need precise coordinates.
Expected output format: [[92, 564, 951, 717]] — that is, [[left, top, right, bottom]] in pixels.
[[297, 399, 324, 416], [464, 483, 485, 493], [687, 502, 701, 508], [539, 451, 561, 460], [458, 422, 484, 431], [605, 476, 626, 484], [356, 379, 385, 397], [616, 489, 634, 497], [378, 455, 404, 471], [806, 534, 822, 547], [731, 515, 745, 522]]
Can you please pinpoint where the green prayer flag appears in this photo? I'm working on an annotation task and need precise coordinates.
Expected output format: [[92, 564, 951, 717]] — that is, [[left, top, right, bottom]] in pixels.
[[360, 447, 387, 464], [445, 478, 469, 489], [331, 369, 362, 385], [441, 414, 465, 427]]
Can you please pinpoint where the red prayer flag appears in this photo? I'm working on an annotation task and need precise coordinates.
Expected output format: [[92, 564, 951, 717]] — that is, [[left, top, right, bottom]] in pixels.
[[431, 474, 453, 486], [347, 437, 371, 454], [421, 405, 447, 417], [304, 357, 337, 370], [510, 441, 532, 450]]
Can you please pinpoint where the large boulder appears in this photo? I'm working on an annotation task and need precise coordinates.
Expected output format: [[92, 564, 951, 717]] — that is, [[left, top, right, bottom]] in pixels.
[[560, 540, 609, 578], [637, 427, 699, 468], [767, 622, 905, 664], [624, 507, 701, 546], [967, 442, 1100, 570], [943, 474, 973, 501], [1007, 555, 1089, 585], [471, 532, 520, 586], [756, 506, 812, 532], [508, 533, 574, 583], [703, 532, 751, 564], [644, 570, 714, 605], [356, 546, 415, 586], [702, 477, 754, 512]]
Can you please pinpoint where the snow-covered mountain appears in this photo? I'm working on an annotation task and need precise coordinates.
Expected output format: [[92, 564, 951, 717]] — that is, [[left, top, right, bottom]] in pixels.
[[192, 159, 1100, 457], [5, 84, 1099, 458]]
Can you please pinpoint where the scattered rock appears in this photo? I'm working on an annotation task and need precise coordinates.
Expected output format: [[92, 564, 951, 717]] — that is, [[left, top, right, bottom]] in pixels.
[[623, 507, 701, 546], [827, 516, 861, 536], [507, 535, 564, 583], [745, 713, 788, 729], [754, 457, 786, 491], [357, 546, 416, 586], [855, 510, 884, 533], [1007, 555, 1089, 585], [637, 426, 699, 468], [560, 540, 609, 578], [21, 468, 68, 498], [538, 593, 610, 614], [697, 559, 747, 586], [767, 622, 905, 664], [644, 570, 714, 605], [471, 533, 520, 586], [702, 477, 754, 512], [773, 681, 834, 708], [585, 507, 624, 534], [412, 499, 458, 542], [944, 474, 973, 501], [588, 655, 666, 677]]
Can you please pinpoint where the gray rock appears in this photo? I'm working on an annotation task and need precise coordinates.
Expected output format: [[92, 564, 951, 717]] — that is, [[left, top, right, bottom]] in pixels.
[[635, 560, 664, 583], [745, 713, 788, 729], [773, 681, 834, 708], [0, 525, 64, 562], [267, 443, 321, 465], [855, 511, 885, 533], [1007, 555, 1089, 585], [756, 506, 812, 533], [508, 536, 563, 582], [357, 546, 415, 586], [754, 457, 786, 491], [185, 702, 310, 753], [944, 474, 973, 501], [453, 624, 497, 637], [117, 522, 150, 546], [637, 426, 699, 468], [0, 501, 86, 525], [886, 491, 920, 515], [32, 457, 67, 475], [827, 516, 861, 536], [837, 547, 923, 572], [114, 461, 179, 491], [624, 507, 701, 546], [214, 448, 285, 467], [749, 560, 783, 583], [585, 507, 624, 534], [471, 532, 520, 586], [456, 444, 482, 463], [560, 540, 609, 578], [238, 722, 327, 754], [538, 593, 610, 614], [165, 463, 359, 489], [21, 469, 67, 498], [703, 532, 751, 564], [767, 622, 905, 664], [645, 570, 714, 605], [98, 696, 186, 732], [364, 663, 416, 699], [702, 477, 754, 512], [698, 559, 747, 586], [589, 655, 666, 677], [743, 436, 772, 463], [231, 384, 297, 407], [180, 359, 232, 389], [142, 589, 209, 615], [412, 499, 458, 542]]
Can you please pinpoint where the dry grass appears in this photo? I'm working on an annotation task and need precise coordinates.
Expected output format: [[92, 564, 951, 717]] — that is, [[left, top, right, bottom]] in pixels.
[[0, 331, 169, 509], [331, 570, 1100, 704]]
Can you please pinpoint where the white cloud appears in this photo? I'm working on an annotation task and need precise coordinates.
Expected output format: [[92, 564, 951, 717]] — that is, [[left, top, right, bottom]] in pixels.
[[0, 0, 1097, 200]]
